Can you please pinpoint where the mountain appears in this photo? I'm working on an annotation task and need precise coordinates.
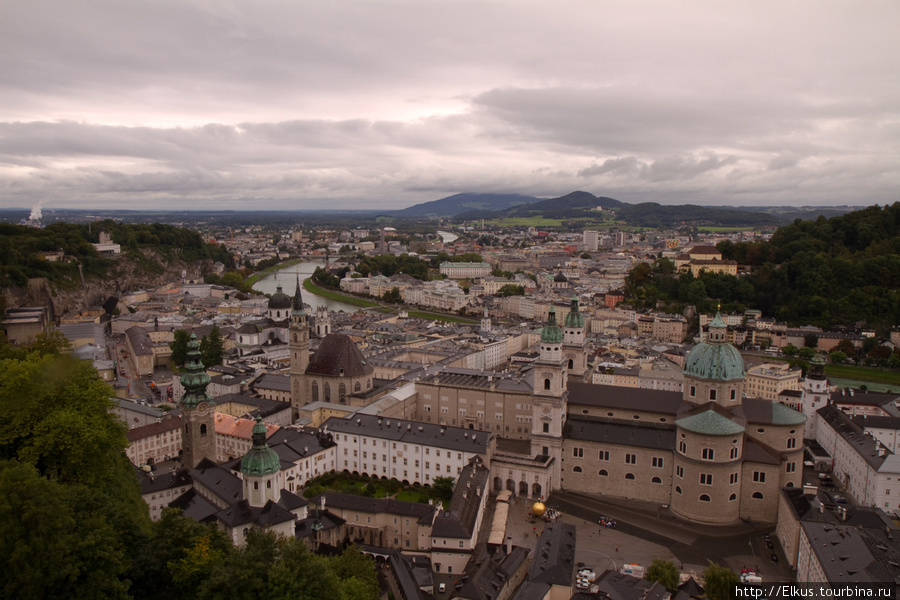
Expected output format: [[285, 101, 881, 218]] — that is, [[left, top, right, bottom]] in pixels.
[[392, 193, 541, 218], [616, 203, 779, 228], [504, 191, 625, 218]]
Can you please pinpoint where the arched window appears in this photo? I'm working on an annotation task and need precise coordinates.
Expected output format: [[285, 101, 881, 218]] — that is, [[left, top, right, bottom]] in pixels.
[[625, 473, 635, 480], [699, 494, 711, 502], [568, 359, 574, 369], [324, 382, 331, 402], [367, 379, 371, 389], [573, 466, 582, 473], [200, 424, 207, 435], [544, 378, 551, 390], [339, 383, 346, 404], [266, 480, 271, 489], [675, 486, 682, 494], [293, 333, 298, 342], [752, 492, 764, 499], [599, 470, 608, 476], [729, 493, 737, 501], [312, 381, 319, 402], [651, 476, 662, 484], [354, 381, 361, 392], [254, 481, 259, 490]]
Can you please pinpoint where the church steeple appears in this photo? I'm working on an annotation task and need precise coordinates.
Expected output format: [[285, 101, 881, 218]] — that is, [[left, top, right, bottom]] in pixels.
[[241, 416, 282, 506], [179, 334, 216, 468], [290, 274, 310, 415]]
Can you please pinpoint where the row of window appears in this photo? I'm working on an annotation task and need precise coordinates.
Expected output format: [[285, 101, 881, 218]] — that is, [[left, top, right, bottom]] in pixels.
[[674, 487, 765, 501], [310, 379, 372, 403]]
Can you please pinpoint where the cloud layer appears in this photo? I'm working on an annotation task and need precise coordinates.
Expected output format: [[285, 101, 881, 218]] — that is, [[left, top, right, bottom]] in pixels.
[[1, 1, 898, 210]]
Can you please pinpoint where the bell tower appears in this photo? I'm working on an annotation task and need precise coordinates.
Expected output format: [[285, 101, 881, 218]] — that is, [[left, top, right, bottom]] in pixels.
[[562, 295, 587, 376], [290, 275, 310, 415], [179, 334, 216, 468], [531, 307, 568, 487]]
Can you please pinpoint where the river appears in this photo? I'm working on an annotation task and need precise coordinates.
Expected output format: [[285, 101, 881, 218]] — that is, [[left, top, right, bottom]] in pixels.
[[252, 259, 362, 313]]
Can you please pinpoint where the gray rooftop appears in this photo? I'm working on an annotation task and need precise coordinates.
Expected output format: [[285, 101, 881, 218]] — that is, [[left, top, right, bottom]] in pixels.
[[323, 413, 491, 454]]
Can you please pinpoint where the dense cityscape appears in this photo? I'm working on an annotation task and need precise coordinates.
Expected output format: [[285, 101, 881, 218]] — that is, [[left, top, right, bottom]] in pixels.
[[2, 199, 899, 599]]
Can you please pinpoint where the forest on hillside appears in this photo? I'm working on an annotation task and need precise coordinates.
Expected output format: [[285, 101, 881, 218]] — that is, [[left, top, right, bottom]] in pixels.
[[626, 203, 900, 333], [0, 221, 233, 289]]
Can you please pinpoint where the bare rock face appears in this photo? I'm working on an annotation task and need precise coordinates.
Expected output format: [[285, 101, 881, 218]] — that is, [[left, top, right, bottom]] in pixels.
[[2, 249, 211, 320]]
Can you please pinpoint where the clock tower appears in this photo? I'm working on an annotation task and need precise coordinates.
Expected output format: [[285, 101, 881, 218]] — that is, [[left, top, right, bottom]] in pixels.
[[290, 274, 310, 415], [179, 334, 216, 469]]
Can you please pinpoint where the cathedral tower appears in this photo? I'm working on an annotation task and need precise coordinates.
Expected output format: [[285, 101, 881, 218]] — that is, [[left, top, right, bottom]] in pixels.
[[562, 295, 587, 376], [530, 307, 568, 486], [179, 334, 216, 469]]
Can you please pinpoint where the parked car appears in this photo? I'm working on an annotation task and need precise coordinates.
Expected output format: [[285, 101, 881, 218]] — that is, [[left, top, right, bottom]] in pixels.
[[438, 583, 446, 593]]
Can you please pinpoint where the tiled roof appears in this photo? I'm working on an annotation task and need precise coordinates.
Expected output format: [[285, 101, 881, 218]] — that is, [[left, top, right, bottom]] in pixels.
[[306, 333, 374, 377], [565, 416, 676, 450], [567, 381, 683, 415]]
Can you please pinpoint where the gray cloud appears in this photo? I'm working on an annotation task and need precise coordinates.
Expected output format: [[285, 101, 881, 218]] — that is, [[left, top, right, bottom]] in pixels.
[[1, 0, 898, 210]]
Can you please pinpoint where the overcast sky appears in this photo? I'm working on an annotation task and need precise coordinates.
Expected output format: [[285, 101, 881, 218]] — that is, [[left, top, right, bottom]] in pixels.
[[2, 1, 898, 211]]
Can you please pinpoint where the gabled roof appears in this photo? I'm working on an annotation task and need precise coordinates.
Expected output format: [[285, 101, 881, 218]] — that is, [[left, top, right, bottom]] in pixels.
[[432, 458, 490, 539], [528, 522, 576, 586], [567, 381, 683, 415], [565, 416, 676, 450], [742, 397, 806, 426]]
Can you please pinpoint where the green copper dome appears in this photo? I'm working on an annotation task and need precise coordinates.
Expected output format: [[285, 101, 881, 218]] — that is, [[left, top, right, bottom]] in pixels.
[[241, 416, 280, 476], [541, 307, 564, 344], [564, 296, 584, 329], [676, 409, 745, 436], [180, 334, 213, 409], [684, 313, 745, 381]]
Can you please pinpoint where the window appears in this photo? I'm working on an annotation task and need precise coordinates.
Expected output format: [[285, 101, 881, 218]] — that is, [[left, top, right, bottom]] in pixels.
[[786, 462, 796, 473], [676, 466, 684, 478], [709, 389, 717, 401], [354, 381, 361, 392], [200, 424, 207, 435], [753, 471, 766, 483], [599, 451, 610, 461], [730, 447, 739, 459], [573, 466, 583, 473], [699, 494, 711, 502], [651, 476, 662, 484], [312, 381, 318, 402], [675, 486, 682, 494], [599, 469, 608, 476], [573, 447, 584, 458], [324, 382, 331, 402], [459, 541, 464, 548], [625, 473, 635, 480], [690, 386, 696, 397], [787, 438, 797, 449], [544, 378, 551, 390], [729, 493, 737, 501], [543, 423, 549, 433], [730, 473, 738, 484], [752, 492, 764, 499], [339, 383, 346, 404], [730, 390, 736, 400], [679, 441, 686, 453], [652, 457, 664, 468], [625, 454, 636, 465], [702, 448, 714, 461], [700, 473, 713, 485]]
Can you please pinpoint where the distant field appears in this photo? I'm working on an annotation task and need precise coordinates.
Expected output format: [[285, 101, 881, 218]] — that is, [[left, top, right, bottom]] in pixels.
[[495, 217, 564, 226], [825, 364, 900, 387], [697, 226, 753, 233]]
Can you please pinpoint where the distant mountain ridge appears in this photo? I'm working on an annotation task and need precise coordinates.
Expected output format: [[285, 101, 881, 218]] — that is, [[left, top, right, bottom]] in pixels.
[[392, 193, 541, 217]]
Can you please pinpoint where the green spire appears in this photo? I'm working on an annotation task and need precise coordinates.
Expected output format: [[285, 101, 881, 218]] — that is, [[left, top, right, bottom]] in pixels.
[[541, 306, 563, 344], [180, 334, 212, 409], [241, 416, 281, 476], [564, 295, 584, 329]]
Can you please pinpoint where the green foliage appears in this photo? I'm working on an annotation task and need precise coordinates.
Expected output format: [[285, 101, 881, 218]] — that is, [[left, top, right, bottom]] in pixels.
[[354, 254, 430, 280], [381, 287, 403, 304], [703, 562, 739, 600], [497, 284, 525, 297], [170, 329, 191, 367], [798, 347, 817, 360], [645, 558, 680, 589], [829, 350, 848, 364], [431, 476, 455, 504], [200, 326, 224, 367], [449, 252, 484, 263], [0, 221, 232, 289], [782, 344, 799, 357]]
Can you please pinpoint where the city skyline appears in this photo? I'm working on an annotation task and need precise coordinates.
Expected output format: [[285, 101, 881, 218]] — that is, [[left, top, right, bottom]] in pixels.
[[2, 1, 898, 211]]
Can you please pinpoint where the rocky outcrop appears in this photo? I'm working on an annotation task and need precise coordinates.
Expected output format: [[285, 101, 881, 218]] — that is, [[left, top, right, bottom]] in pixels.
[[2, 249, 212, 321]]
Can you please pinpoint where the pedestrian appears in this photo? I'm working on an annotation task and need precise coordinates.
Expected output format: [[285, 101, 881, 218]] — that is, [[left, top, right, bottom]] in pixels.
[[615, 547, 618, 553]]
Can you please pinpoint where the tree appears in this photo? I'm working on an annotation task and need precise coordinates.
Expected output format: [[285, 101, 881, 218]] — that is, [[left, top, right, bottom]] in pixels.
[[645, 558, 680, 589], [170, 329, 191, 367], [497, 284, 525, 297], [432, 477, 455, 504], [829, 350, 847, 364], [703, 561, 739, 600], [200, 326, 224, 367], [804, 333, 819, 349], [381, 287, 402, 304], [798, 346, 816, 360], [782, 344, 799, 357]]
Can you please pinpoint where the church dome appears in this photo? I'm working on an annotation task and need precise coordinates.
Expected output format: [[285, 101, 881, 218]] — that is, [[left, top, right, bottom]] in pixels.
[[268, 284, 292, 310], [541, 307, 563, 344], [554, 272, 568, 282], [684, 312, 745, 381], [241, 417, 280, 476], [564, 296, 583, 328]]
